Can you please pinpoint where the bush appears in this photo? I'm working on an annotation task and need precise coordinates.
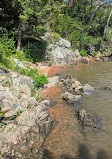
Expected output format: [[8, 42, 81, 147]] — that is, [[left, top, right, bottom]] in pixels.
[[34, 74, 48, 88], [93, 51, 97, 56], [80, 50, 87, 57], [19, 69, 28, 75], [0, 36, 16, 66]]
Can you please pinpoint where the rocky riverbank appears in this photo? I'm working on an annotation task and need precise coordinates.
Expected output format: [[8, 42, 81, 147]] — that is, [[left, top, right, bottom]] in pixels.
[[0, 44, 111, 159]]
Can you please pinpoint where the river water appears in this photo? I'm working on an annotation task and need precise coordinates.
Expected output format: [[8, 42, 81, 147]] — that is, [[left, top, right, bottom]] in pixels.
[[60, 61, 112, 159]]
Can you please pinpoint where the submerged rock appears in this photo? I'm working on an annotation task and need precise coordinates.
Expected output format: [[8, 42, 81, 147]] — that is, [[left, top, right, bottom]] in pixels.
[[83, 84, 94, 95], [77, 109, 105, 130]]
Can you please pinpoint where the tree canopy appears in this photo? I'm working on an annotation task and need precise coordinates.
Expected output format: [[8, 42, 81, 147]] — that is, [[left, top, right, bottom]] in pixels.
[[0, 0, 112, 65]]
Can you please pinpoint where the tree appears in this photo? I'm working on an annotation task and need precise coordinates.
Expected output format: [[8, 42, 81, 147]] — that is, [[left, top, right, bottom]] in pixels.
[[87, 0, 112, 30], [103, 9, 112, 40]]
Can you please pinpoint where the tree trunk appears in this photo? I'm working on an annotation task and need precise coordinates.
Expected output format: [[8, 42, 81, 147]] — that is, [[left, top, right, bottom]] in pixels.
[[87, 1, 112, 30], [17, 28, 22, 51], [103, 9, 112, 40], [17, 17, 22, 51]]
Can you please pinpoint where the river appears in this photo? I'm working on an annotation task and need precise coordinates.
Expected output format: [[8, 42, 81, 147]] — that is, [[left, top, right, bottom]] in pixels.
[[59, 61, 112, 159]]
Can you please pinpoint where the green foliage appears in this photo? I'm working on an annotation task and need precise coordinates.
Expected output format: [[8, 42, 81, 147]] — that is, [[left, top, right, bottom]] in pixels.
[[2, 79, 11, 87], [0, 36, 16, 66], [19, 69, 28, 75], [36, 92, 42, 101], [100, 49, 104, 54], [0, 106, 3, 110], [51, 32, 60, 42], [22, 40, 48, 63], [0, 113, 4, 116], [80, 50, 87, 57], [33, 74, 48, 88], [93, 52, 97, 56], [1, 125, 6, 132]]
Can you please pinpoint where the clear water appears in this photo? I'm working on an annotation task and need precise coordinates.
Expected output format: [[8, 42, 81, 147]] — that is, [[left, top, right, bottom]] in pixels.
[[61, 61, 112, 159]]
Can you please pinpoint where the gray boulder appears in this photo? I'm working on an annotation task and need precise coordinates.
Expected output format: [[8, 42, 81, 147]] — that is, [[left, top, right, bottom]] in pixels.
[[46, 38, 81, 65], [83, 84, 94, 94], [77, 109, 105, 130]]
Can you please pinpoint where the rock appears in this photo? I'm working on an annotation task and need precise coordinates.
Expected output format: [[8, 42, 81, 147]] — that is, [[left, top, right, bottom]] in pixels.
[[20, 100, 29, 110], [70, 80, 82, 90], [56, 38, 71, 48], [82, 57, 89, 64], [1, 99, 13, 112], [4, 108, 18, 118], [102, 57, 110, 62], [83, 84, 94, 94], [104, 86, 112, 90], [0, 67, 9, 75], [19, 76, 34, 97], [13, 58, 26, 69], [77, 109, 105, 130], [39, 100, 56, 109], [12, 74, 21, 92], [28, 97, 37, 105], [46, 76, 59, 87], [46, 38, 81, 65], [62, 92, 82, 104], [85, 44, 95, 55], [74, 49, 80, 57]]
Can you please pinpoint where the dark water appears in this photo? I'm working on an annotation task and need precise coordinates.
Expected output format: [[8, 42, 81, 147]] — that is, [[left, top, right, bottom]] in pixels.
[[61, 61, 112, 158]]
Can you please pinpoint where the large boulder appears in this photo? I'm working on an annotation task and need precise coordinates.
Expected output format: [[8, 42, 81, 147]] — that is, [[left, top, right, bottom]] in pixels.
[[77, 109, 105, 130], [46, 38, 81, 65]]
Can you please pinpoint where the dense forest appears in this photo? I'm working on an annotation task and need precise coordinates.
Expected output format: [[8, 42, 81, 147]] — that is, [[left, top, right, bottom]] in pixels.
[[0, 0, 112, 67]]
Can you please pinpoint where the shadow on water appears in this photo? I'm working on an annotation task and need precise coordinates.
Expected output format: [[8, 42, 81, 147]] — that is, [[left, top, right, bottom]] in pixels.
[[42, 144, 110, 159]]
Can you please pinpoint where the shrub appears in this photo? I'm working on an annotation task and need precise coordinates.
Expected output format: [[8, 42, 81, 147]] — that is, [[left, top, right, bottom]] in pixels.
[[34, 74, 48, 88], [100, 49, 104, 54], [80, 50, 87, 57], [0, 36, 16, 65], [93, 51, 97, 56], [19, 69, 28, 75]]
